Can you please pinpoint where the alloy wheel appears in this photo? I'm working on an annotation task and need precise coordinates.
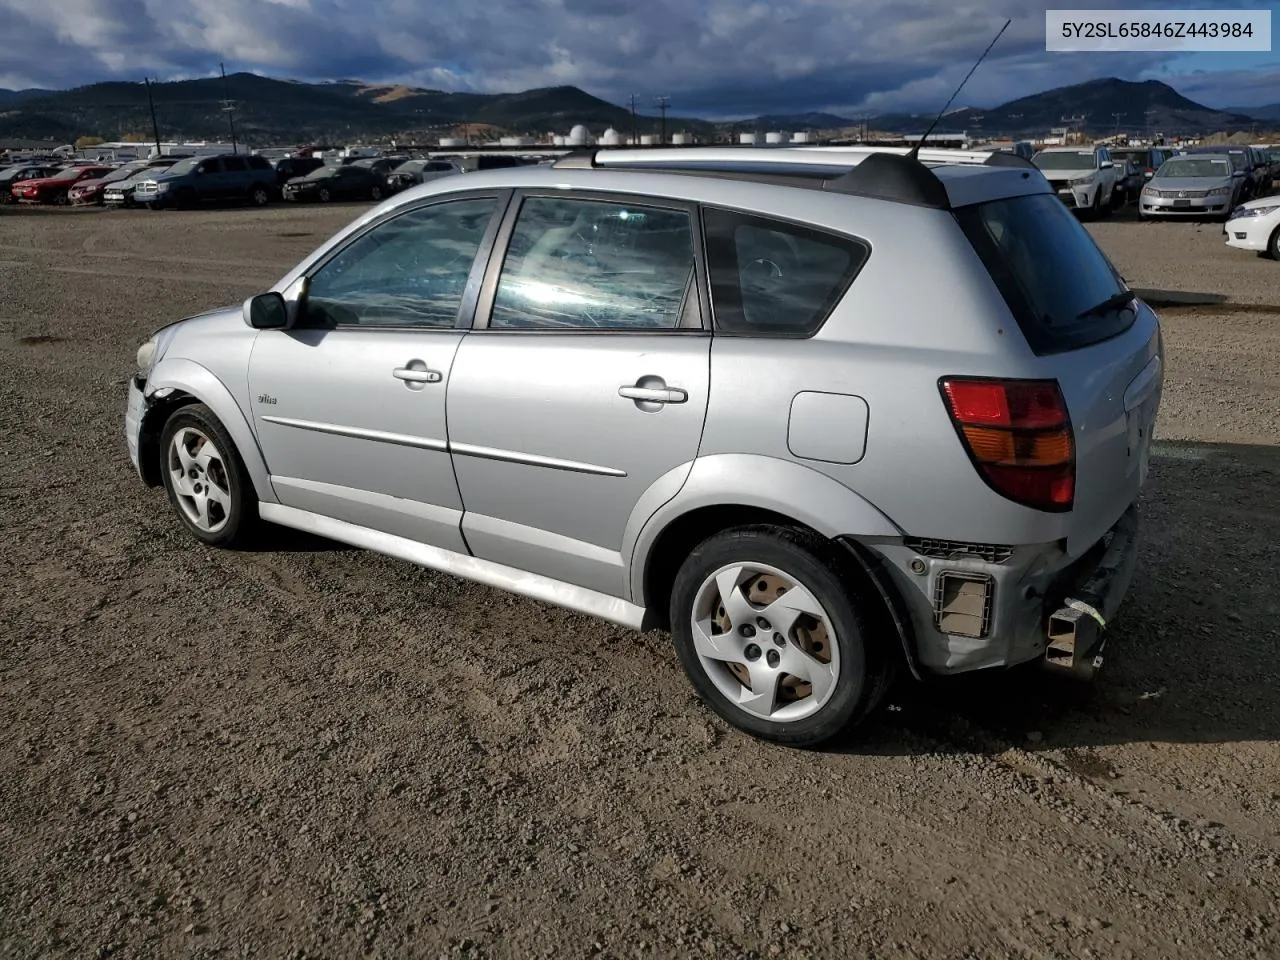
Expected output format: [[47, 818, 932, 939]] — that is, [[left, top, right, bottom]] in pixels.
[[690, 561, 841, 723], [166, 426, 232, 533]]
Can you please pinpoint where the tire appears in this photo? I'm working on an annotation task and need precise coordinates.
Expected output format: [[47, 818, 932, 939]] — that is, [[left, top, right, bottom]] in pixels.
[[1267, 225, 1280, 262], [370, 184, 384, 201], [159, 403, 260, 548], [249, 183, 270, 207], [52, 190, 69, 206], [668, 525, 891, 747], [318, 187, 331, 203]]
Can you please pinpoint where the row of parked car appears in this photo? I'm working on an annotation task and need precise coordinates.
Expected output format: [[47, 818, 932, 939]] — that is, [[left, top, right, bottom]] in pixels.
[[0, 151, 536, 210], [1030, 142, 1279, 221]]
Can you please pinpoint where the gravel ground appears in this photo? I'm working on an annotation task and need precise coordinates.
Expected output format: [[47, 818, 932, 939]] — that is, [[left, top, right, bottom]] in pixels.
[[1, 201, 1278, 960]]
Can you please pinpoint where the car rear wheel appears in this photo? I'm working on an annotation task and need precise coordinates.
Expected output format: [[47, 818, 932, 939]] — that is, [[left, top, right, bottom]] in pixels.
[[370, 184, 384, 201], [159, 403, 259, 548], [669, 525, 892, 747]]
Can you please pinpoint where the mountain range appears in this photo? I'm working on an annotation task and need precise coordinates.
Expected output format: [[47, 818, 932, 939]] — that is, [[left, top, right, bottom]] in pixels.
[[0, 74, 1274, 145]]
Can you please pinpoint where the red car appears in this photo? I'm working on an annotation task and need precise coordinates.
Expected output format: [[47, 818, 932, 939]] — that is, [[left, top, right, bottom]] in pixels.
[[12, 165, 115, 204], [68, 163, 151, 206]]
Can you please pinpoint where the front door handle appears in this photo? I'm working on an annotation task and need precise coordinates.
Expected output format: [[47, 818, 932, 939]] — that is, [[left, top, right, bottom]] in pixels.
[[619, 384, 687, 404], [394, 365, 442, 384]]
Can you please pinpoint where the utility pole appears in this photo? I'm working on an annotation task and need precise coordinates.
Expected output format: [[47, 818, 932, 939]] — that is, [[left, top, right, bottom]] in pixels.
[[219, 62, 238, 154], [628, 93, 638, 145], [654, 96, 671, 144], [144, 78, 162, 157]]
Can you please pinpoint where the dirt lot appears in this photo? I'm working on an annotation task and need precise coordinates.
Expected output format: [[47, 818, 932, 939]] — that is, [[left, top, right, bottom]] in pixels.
[[2, 200, 1278, 959]]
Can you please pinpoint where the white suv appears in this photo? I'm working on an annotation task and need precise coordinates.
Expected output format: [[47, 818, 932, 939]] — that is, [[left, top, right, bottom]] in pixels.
[[1032, 146, 1120, 217]]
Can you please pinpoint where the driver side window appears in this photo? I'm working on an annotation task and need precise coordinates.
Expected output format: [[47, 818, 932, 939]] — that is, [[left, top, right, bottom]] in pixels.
[[303, 198, 498, 329]]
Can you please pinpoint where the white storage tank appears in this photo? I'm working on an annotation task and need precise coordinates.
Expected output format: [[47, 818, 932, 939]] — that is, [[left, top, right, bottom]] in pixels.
[[639, 134, 658, 145], [739, 132, 759, 145], [765, 132, 787, 144], [499, 136, 531, 147], [671, 132, 692, 145], [438, 137, 466, 147], [568, 124, 592, 146], [599, 128, 622, 146], [791, 131, 811, 143]]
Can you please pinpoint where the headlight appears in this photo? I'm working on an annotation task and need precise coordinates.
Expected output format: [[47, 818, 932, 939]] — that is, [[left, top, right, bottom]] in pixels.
[[1141, 185, 1156, 196], [1229, 204, 1278, 220], [1207, 186, 1231, 196], [1069, 176, 1093, 188], [155, 182, 170, 192], [136, 337, 158, 378]]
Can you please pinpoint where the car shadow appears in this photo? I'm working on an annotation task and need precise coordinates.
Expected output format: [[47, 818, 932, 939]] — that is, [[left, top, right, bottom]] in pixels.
[[845, 439, 1280, 754], [253, 525, 355, 553]]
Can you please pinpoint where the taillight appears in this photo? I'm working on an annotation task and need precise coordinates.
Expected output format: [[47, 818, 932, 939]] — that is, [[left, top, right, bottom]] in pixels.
[[939, 377, 1075, 512]]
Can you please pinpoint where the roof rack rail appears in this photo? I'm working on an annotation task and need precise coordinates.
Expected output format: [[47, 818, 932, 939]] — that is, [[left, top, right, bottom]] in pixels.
[[551, 150, 598, 169], [547, 145, 1039, 209]]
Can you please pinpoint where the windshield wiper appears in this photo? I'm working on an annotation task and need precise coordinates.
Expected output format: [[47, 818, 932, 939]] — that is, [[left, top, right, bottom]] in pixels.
[[1076, 289, 1136, 322]]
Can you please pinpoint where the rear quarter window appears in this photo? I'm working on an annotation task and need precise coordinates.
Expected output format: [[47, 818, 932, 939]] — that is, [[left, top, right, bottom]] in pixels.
[[954, 193, 1135, 355], [702, 207, 868, 337]]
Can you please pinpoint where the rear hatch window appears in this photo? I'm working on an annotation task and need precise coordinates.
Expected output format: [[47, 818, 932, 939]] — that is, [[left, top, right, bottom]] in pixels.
[[953, 193, 1135, 355]]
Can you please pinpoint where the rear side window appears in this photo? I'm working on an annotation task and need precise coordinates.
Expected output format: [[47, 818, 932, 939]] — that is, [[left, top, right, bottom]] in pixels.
[[954, 193, 1134, 355], [248, 156, 270, 170], [702, 208, 867, 337], [222, 157, 247, 172]]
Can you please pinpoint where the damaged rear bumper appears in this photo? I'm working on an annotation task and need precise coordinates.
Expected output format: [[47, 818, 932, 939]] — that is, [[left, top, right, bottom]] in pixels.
[[1043, 505, 1140, 677]]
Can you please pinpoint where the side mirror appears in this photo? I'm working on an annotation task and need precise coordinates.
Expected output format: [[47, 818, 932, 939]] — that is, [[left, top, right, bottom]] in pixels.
[[1100, 160, 1114, 169], [244, 291, 289, 329]]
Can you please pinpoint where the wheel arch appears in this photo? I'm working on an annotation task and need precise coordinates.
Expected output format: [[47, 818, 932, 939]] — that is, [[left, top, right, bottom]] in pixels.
[[627, 455, 919, 677], [140, 358, 277, 504]]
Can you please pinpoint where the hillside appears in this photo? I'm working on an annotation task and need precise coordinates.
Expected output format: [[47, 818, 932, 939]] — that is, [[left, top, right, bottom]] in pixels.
[[868, 78, 1258, 135], [0, 74, 695, 144], [0, 73, 1273, 145], [1226, 103, 1280, 122]]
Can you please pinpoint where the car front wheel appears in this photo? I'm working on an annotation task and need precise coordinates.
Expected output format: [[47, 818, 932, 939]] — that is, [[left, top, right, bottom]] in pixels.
[[669, 525, 892, 747], [159, 403, 259, 548]]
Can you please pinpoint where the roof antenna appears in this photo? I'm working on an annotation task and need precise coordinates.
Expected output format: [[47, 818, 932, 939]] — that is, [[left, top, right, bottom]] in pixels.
[[907, 18, 1011, 161]]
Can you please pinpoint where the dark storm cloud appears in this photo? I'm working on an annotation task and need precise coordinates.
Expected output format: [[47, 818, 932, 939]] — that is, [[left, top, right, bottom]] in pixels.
[[0, 0, 1272, 114]]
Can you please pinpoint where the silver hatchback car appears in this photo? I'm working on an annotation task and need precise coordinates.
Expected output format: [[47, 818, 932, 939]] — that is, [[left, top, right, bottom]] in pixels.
[[125, 146, 1163, 747]]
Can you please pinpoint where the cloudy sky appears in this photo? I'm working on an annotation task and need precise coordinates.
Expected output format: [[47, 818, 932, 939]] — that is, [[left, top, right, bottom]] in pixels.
[[1, 0, 1276, 115]]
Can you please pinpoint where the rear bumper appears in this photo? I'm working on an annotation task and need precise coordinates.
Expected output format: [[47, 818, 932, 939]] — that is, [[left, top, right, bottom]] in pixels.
[[862, 504, 1141, 675], [1043, 505, 1140, 676]]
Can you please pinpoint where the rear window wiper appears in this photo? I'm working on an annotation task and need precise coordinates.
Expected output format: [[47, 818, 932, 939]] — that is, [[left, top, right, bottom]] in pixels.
[[1076, 289, 1136, 322]]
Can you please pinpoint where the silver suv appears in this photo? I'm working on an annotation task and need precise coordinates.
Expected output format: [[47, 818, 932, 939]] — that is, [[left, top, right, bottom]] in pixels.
[[125, 146, 1163, 747]]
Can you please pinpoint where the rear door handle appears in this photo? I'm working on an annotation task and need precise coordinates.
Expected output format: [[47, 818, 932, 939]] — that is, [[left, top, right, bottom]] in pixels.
[[619, 385, 687, 404], [394, 366, 442, 384]]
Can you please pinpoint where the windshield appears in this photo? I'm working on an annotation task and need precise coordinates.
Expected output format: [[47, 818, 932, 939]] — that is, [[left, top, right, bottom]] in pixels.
[[101, 166, 138, 183], [304, 165, 336, 179], [1157, 158, 1231, 179], [954, 193, 1133, 355], [1033, 151, 1097, 171], [49, 167, 83, 181], [392, 161, 425, 174], [163, 157, 201, 176]]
